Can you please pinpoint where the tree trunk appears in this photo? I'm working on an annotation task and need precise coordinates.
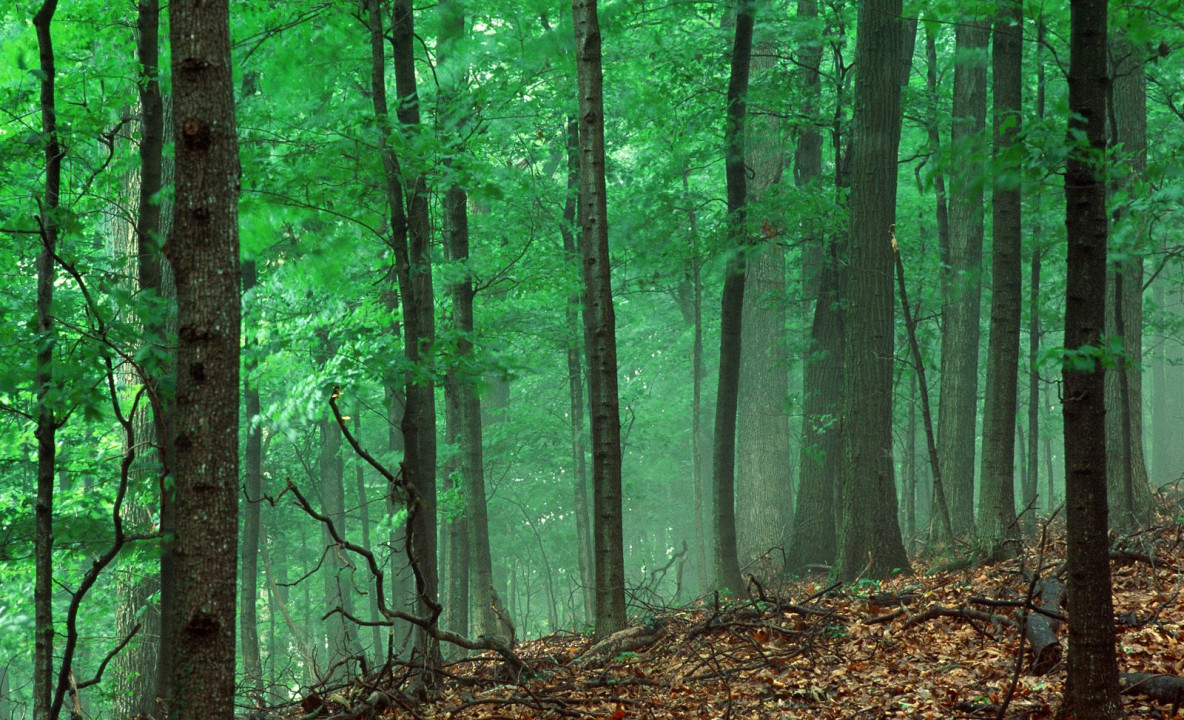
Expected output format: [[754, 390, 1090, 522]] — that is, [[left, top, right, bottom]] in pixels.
[[789, 0, 841, 572], [240, 260, 264, 703], [1106, 31, 1152, 529], [937, 16, 988, 540], [352, 414, 383, 664], [834, 0, 911, 582], [561, 117, 597, 622], [1057, 0, 1122, 716], [736, 25, 791, 577], [572, 0, 627, 639], [320, 411, 355, 678], [366, 0, 440, 666], [1027, 15, 1047, 514], [977, 1, 1023, 557], [163, 0, 241, 714], [711, 0, 756, 596], [32, 3, 61, 718]]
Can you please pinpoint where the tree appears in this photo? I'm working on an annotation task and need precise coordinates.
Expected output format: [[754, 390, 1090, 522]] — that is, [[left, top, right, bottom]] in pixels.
[[31, 2, 61, 718], [937, 14, 989, 540], [977, 0, 1023, 556], [834, 0, 911, 582], [1106, 23, 1153, 529], [736, 11, 792, 576], [162, 0, 241, 716], [572, 0, 627, 639], [240, 261, 264, 703], [790, 0, 842, 571], [1057, 0, 1122, 716], [712, 0, 756, 596]]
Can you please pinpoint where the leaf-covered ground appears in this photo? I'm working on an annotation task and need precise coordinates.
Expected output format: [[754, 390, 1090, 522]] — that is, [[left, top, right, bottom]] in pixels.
[[294, 516, 1184, 720]]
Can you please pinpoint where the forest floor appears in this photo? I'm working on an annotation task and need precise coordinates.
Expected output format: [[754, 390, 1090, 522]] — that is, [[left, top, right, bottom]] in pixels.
[[291, 512, 1184, 720]]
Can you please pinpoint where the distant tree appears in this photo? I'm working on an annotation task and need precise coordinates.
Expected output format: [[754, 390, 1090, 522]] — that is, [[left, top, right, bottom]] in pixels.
[[977, 0, 1023, 556], [834, 0, 911, 582], [162, 0, 241, 716], [572, 0, 627, 639], [240, 261, 264, 702], [1106, 22, 1152, 529], [1057, 0, 1122, 717]]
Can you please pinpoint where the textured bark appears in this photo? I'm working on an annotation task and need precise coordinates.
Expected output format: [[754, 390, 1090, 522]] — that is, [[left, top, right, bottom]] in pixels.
[[1057, 0, 1122, 716], [561, 117, 596, 621], [1105, 33, 1152, 529], [977, 0, 1023, 557], [937, 17, 988, 539], [712, 0, 755, 596], [834, 0, 911, 582], [32, 4, 60, 718], [572, 0, 627, 638], [163, 0, 241, 715], [736, 28, 791, 576], [240, 261, 264, 702]]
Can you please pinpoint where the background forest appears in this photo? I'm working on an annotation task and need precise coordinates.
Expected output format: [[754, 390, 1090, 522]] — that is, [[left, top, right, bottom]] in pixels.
[[0, 0, 1181, 717]]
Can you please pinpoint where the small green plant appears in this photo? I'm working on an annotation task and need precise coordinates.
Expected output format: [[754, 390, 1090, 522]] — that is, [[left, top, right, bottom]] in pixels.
[[614, 650, 639, 662]]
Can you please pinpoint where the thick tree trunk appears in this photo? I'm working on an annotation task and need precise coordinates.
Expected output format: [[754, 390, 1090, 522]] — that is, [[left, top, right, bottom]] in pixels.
[[572, 0, 627, 639], [937, 17, 988, 540], [32, 4, 61, 718], [163, 0, 241, 715], [736, 28, 791, 577], [789, 0, 841, 571], [834, 0, 911, 582], [977, 1, 1023, 557], [1057, 0, 1122, 716], [712, 0, 755, 596]]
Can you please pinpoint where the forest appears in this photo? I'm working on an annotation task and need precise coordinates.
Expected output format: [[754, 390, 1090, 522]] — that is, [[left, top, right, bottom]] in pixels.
[[2, 0, 1183, 718]]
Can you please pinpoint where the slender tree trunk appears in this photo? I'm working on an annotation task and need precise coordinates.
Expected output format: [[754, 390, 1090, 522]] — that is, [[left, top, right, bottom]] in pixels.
[[937, 16, 989, 540], [352, 414, 383, 664], [32, 4, 61, 718], [977, 1, 1023, 556], [561, 118, 597, 622], [925, 23, 950, 293], [163, 0, 241, 714], [444, 176, 501, 646], [366, 0, 440, 666], [1106, 31, 1152, 529], [1058, 0, 1122, 716], [572, 0, 627, 639], [320, 410, 355, 678], [1027, 17, 1047, 514], [711, 0, 756, 596], [240, 260, 264, 703], [834, 0, 911, 582]]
